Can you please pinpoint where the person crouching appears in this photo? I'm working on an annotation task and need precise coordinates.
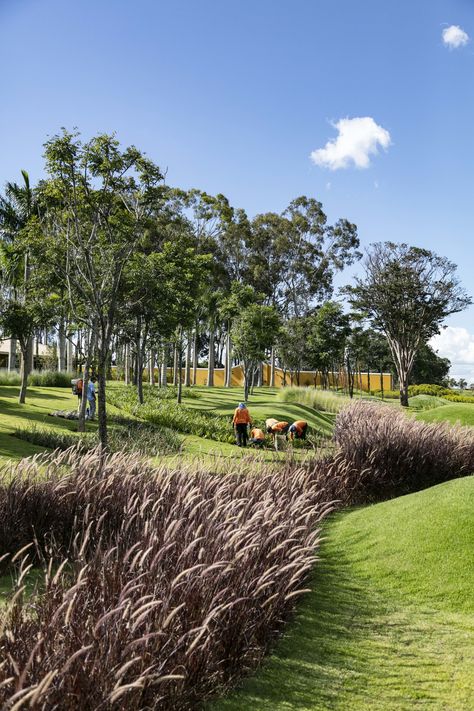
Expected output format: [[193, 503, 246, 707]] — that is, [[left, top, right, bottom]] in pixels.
[[288, 420, 308, 441], [249, 427, 266, 448]]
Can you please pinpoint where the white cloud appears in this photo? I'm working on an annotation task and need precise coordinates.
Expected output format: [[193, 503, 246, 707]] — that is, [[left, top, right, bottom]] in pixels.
[[442, 25, 469, 49], [326, 181, 331, 190], [310, 117, 391, 170], [430, 326, 474, 383]]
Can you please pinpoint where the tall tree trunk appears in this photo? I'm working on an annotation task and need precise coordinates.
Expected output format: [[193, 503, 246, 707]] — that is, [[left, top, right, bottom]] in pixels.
[[184, 333, 191, 387], [58, 319, 66, 372], [192, 329, 198, 386], [177, 327, 183, 404], [78, 327, 96, 433], [67, 334, 74, 372], [149, 350, 155, 386], [8, 338, 17, 371], [97, 348, 108, 452], [257, 361, 263, 387], [225, 330, 232, 388], [172, 343, 178, 386], [124, 342, 130, 385], [270, 346, 276, 387], [367, 366, 371, 394], [18, 337, 33, 404], [380, 366, 384, 400], [160, 345, 168, 388], [207, 329, 215, 387], [136, 319, 144, 405], [399, 377, 409, 407]]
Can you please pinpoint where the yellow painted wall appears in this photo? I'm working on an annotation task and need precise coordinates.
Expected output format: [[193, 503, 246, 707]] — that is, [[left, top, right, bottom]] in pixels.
[[158, 364, 393, 392]]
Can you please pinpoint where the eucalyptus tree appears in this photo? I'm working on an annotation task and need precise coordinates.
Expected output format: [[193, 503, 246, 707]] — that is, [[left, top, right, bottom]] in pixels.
[[307, 302, 350, 389], [232, 304, 280, 401], [42, 130, 164, 449], [347, 242, 471, 406]]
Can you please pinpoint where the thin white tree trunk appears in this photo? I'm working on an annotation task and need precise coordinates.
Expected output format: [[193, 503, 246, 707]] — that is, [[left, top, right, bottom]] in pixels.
[[207, 329, 215, 387], [161, 345, 168, 387], [124, 342, 130, 385], [8, 338, 17, 371], [225, 332, 232, 388], [184, 333, 191, 387], [270, 346, 276, 387], [172, 343, 178, 386], [67, 334, 74, 372], [149, 350, 155, 386], [193, 329, 198, 386], [58, 320, 66, 372]]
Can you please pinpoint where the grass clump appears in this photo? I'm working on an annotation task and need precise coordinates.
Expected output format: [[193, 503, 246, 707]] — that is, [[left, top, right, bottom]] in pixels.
[[108, 385, 236, 444], [14, 416, 182, 457], [0, 369, 21, 386], [333, 400, 474, 502], [0, 447, 329, 709], [278, 387, 348, 413]]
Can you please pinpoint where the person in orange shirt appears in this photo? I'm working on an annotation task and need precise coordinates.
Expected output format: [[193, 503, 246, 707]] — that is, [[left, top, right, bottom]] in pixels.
[[249, 427, 266, 448], [288, 420, 308, 441], [232, 402, 252, 447], [266, 420, 289, 438]]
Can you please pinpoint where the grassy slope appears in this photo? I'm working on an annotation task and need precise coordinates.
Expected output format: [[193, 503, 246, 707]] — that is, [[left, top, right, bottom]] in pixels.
[[213, 476, 474, 711], [417, 402, 474, 426], [0, 384, 334, 465]]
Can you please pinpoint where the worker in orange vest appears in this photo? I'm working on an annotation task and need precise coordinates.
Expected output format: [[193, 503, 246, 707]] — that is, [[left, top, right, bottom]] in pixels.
[[249, 426, 266, 448], [232, 402, 252, 447], [288, 420, 308, 440]]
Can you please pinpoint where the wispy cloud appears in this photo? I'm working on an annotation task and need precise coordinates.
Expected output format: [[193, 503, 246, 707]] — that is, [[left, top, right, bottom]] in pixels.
[[442, 25, 469, 49], [430, 326, 474, 382], [310, 117, 391, 170]]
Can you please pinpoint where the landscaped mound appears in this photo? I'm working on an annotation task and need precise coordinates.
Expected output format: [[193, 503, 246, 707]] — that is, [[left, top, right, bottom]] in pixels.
[[0, 448, 331, 710], [333, 400, 474, 501]]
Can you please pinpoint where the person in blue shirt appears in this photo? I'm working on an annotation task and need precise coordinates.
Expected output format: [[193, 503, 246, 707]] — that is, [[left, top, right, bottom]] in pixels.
[[86, 376, 97, 420]]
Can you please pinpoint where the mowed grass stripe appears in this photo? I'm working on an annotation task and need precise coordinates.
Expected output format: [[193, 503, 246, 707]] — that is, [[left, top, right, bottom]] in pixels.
[[212, 476, 474, 710]]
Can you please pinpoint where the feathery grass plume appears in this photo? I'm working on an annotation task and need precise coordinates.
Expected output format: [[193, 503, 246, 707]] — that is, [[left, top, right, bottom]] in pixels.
[[333, 401, 474, 502], [0, 447, 332, 709], [277, 386, 349, 414]]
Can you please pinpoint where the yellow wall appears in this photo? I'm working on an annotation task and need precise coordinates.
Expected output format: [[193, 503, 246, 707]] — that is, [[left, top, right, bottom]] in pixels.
[[160, 364, 393, 392]]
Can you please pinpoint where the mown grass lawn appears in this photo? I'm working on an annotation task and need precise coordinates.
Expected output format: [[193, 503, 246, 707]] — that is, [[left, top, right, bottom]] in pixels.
[[212, 476, 474, 711], [0, 383, 336, 465], [416, 402, 474, 426]]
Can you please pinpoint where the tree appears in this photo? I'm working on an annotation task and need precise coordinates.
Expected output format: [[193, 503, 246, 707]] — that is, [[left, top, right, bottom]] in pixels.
[[42, 130, 164, 450], [306, 302, 350, 389], [409, 344, 450, 386], [0, 171, 47, 400], [232, 304, 280, 401], [347, 243, 471, 406]]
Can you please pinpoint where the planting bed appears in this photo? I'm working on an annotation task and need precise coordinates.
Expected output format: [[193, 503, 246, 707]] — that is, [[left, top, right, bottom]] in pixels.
[[0, 448, 331, 709]]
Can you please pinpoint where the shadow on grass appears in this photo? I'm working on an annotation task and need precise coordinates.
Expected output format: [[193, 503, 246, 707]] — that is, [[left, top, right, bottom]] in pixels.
[[212, 525, 451, 711]]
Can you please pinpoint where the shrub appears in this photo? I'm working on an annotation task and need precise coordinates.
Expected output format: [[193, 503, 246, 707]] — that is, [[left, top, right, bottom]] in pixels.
[[28, 370, 76, 387], [14, 416, 182, 456], [333, 401, 474, 502], [443, 393, 474, 403], [108, 385, 235, 444], [0, 448, 330, 709], [0, 369, 21, 386], [278, 386, 349, 413]]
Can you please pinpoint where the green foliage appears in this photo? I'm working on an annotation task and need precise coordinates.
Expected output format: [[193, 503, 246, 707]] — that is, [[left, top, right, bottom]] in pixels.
[[28, 370, 76, 387], [107, 385, 236, 444], [278, 386, 348, 414], [0, 370, 21, 386], [14, 416, 182, 456], [443, 392, 474, 403]]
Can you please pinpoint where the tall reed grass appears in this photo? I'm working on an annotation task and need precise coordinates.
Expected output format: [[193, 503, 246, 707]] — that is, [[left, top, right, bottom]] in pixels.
[[278, 386, 349, 413], [0, 369, 76, 387], [333, 401, 474, 501], [0, 448, 331, 709]]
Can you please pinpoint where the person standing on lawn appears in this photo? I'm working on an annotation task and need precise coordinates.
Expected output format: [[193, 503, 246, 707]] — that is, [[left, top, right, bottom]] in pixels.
[[288, 420, 308, 440], [86, 376, 97, 420], [232, 402, 252, 447]]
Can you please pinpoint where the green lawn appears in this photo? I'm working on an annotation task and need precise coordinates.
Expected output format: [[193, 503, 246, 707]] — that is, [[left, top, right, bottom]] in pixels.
[[0, 384, 335, 465], [416, 402, 474, 426], [212, 476, 474, 710]]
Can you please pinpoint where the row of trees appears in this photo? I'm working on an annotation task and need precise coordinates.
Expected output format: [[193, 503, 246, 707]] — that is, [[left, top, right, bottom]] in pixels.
[[0, 129, 470, 448]]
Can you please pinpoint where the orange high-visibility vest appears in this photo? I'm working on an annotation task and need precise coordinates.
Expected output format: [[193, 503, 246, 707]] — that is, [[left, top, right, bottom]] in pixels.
[[233, 407, 252, 425]]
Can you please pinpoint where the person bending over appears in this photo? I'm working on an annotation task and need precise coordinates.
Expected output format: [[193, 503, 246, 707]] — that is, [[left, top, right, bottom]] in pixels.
[[288, 420, 308, 441], [249, 427, 265, 448]]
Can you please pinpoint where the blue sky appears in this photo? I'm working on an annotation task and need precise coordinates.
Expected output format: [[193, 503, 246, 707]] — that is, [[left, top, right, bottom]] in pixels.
[[1, 0, 474, 377]]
